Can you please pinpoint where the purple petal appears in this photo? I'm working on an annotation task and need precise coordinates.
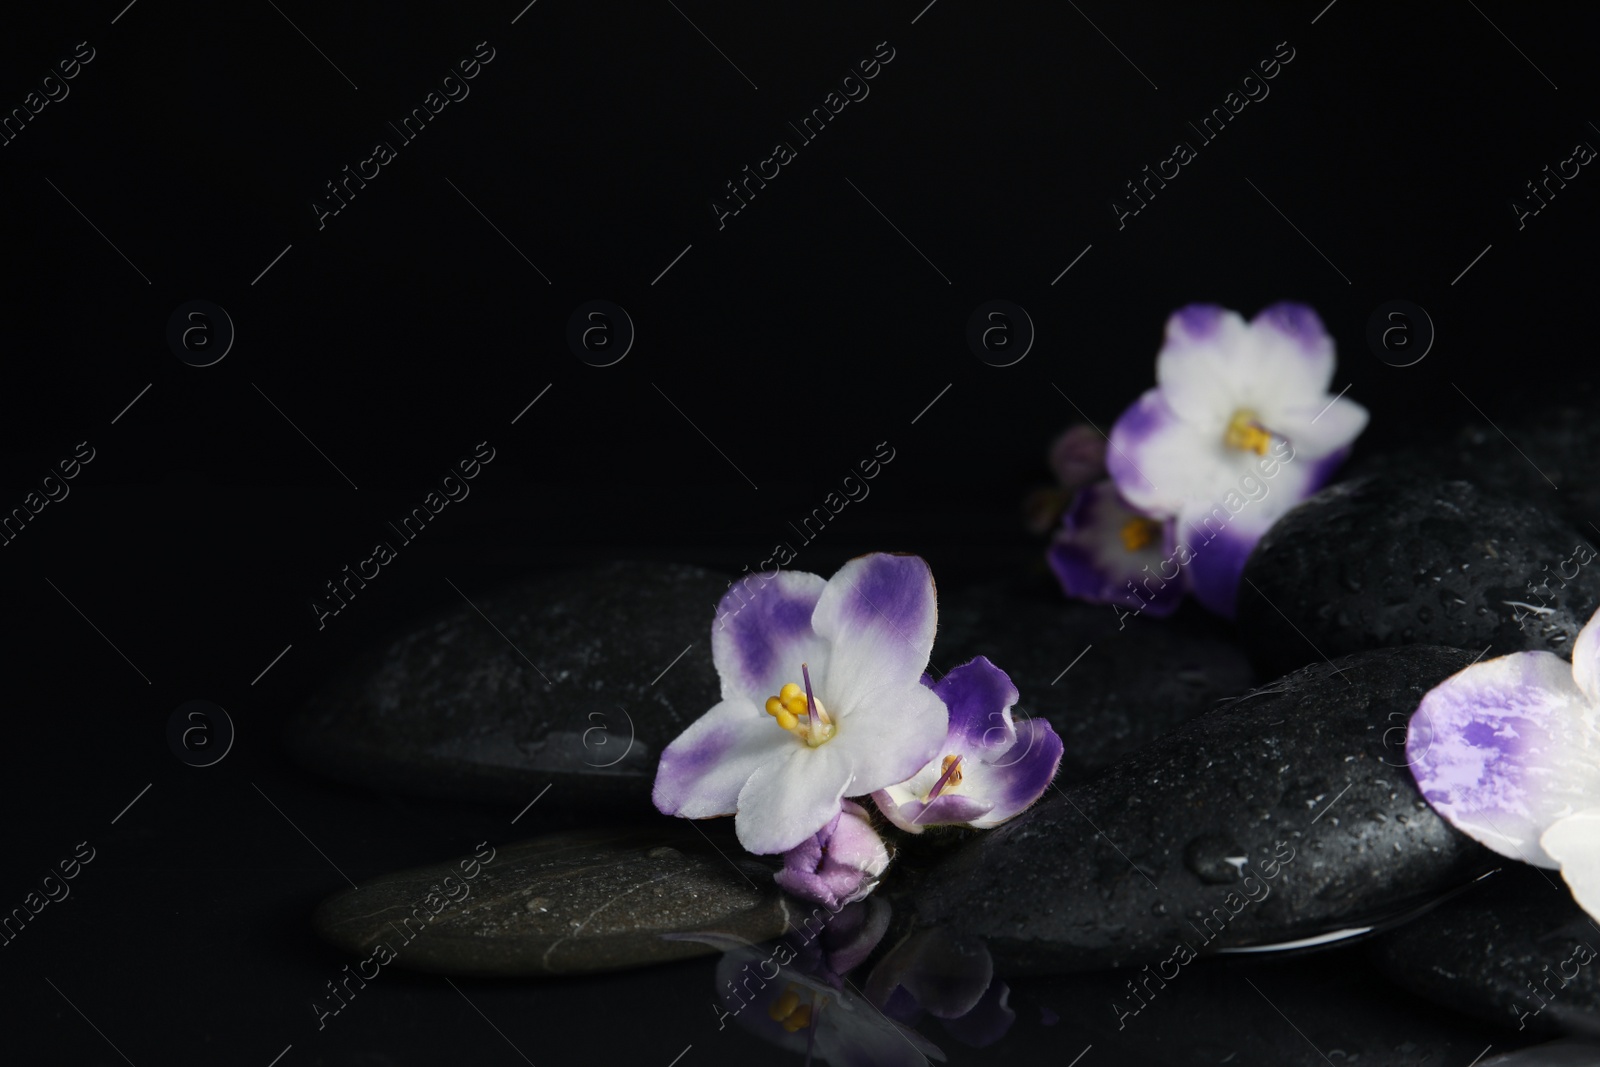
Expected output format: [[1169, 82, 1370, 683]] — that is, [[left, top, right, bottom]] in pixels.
[[1048, 480, 1184, 617], [1174, 507, 1263, 621], [940, 979, 1016, 1048], [778, 798, 890, 908], [711, 570, 829, 707], [819, 896, 893, 976], [1048, 424, 1107, 491], [812, 553, 939, 706], [931, 656, 1020, 755], [1171, 303, 1232, 342], [1408, 651, 1600, 867], [874, 789, 995, 832], [865, 928, 993, 1020], [1251, 302, 1332, 360], [964, 717, 1063, 829]]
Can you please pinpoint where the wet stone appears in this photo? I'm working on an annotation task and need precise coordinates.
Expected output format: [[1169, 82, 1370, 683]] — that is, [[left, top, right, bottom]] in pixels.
[[1349, 405, 1600, 534], [1370, 864, 1600, 1037], [913, 646, 1498, 975], [1183, 833, 1249, 885], [312, 825, 787, 976], [283, 562, 729, 810], [934, 578, 1255, 784], [1016, 949, 1509, 1067], [1236, 476, 1600, 679]]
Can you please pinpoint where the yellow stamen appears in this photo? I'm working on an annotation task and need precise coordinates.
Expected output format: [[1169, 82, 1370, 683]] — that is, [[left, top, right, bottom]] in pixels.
[[1224, 409, 1273, 455], [1119, 516, 1159, 552], [769, 990, 800, 1021], [782, 1004, 812, 1032], [763, 680, 835, 745], [940, 753, 964, 789]]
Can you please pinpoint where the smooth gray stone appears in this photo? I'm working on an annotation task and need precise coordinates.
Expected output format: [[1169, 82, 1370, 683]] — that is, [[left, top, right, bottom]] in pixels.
[[1237, 476, 1600, 679], [934, 579, 1255, 784], [913, 646, 1497, 975], [1371, 864, 1600, 1038], [312, 825, 786, 976], [283, 562, 729, 809]]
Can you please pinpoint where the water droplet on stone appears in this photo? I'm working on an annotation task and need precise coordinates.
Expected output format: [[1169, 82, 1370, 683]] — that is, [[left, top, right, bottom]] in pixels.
[[1183, 833, 1245, 884]]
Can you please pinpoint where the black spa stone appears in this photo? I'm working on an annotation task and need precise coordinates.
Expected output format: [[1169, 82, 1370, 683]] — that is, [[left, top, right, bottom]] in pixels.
[[1349, 405, 1600, 534], [1236, 476, 1600, 678], [1013, 949, 1514, 1066], [283, 562, 729, 810], [933, 578, 1255, 784], [1370, 864, 1600, 1037], [911, 646, 1497, 975], [312, 825, 787, 976]]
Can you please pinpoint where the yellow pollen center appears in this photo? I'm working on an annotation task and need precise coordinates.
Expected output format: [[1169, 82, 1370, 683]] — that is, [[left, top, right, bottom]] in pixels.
[[1119, 516, 1160, 552], [924, 753, 965, 802], [939, 753, 963, 789], [1224, 409, 1273, 455], [768, 986, 816, 1031], [764, 681, 834, 746]]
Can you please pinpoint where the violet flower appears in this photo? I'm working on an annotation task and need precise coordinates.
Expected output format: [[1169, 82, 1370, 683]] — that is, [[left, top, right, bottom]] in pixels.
[[653, 553, 948, 855], [1106, 303, 1368, 617], [775, 800, 891, 910], [1407, 607, 1600, 923], [1025, 424, 1111, 535], [872, 657, 1062, 833], [1047, 479, 1184, 617]]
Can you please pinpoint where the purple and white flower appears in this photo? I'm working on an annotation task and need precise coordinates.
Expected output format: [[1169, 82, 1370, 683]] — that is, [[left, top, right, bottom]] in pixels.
[[1106, 303, 1368, 617], [1407, 608, 1600, 923], [775, 800, 891, 910], [709, 931, 942, 1067], [1047, 479, 1184, 616], [866, 928, 1016, 1049], [872, 657, 1062, 833], [653, 553, 949, 856]]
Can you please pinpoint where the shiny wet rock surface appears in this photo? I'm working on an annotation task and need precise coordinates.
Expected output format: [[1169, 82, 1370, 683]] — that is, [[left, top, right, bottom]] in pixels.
[[284, 562, 729, 810], [913, 646, 1497, 974], [312, 824, 788, 976]]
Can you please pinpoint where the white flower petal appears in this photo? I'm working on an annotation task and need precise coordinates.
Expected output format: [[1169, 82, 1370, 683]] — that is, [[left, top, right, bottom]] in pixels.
[[1271, 395, 1370, 461], [1542, 808, 1600, 923], [653, 698, 793, 820], [828, 681, 949, 795], [1152, 306, 1254, 425], [811, 554, 938, 708], [734, 742, 854, 855], [1408, 651, 1600, 867], [1107, 390, 1238, 516], [1571, 608, 1600, 706]]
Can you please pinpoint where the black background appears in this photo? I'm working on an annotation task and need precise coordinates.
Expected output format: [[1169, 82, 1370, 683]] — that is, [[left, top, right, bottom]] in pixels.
[[2, 0, 1594, 1062]]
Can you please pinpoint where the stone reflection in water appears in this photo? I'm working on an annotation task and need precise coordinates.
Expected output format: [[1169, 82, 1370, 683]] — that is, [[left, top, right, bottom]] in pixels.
[[677, 899, 1016, 1066]]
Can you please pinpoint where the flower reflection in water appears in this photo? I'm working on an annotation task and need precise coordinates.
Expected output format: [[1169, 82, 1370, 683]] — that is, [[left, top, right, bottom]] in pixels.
[[682, 900, 1016, 1065], [866, 927, 1015, 1050]]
